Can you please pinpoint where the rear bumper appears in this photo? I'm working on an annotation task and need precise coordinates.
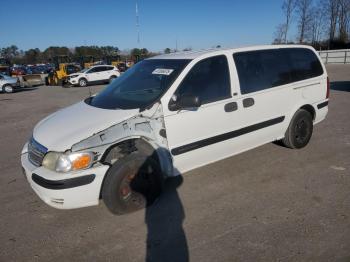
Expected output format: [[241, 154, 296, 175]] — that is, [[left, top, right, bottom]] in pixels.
[[314, 100, 329, 125], [317, 101, 328, 109], [21, 152, 109, 209]]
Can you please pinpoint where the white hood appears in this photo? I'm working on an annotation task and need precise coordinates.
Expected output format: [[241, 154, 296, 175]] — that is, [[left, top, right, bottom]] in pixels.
[[33, 101, 139, 151]]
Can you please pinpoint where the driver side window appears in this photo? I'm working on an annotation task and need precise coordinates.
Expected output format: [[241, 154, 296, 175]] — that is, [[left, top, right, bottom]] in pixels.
[[87, 67, 98, 74], [174, 55, 231, 104]]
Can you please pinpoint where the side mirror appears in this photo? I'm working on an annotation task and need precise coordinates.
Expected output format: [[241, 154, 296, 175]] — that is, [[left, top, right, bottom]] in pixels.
[[169, 94, 201, 111]]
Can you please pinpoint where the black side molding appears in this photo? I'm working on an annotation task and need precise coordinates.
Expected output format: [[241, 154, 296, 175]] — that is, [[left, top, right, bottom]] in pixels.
[[171, 116, 285, 156], [317, 101, 328, 109], [32, 174, 95, 190]]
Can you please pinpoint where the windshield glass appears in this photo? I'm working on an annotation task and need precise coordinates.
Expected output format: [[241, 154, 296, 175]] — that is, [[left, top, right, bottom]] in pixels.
[[88, 59, 191, 110], [0, 73, 9, 79], [80, 68, 89, 73]]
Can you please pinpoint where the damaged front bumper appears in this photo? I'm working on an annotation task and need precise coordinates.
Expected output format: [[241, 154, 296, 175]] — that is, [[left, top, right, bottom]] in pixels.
[[21, 150, 109, 209]]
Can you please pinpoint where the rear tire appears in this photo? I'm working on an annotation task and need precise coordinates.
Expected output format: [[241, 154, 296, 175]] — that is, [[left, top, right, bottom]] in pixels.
[[78, 78, 87, 87], [102, 151, 163, 215], [282, 109, 313, 149]]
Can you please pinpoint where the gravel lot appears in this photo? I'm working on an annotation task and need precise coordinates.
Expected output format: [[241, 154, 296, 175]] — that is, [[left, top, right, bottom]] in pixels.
[[0, 65, 349, 262]]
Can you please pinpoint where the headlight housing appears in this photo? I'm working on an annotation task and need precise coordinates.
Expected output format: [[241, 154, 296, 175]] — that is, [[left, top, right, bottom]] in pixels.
[[42, 151, 95, 173]]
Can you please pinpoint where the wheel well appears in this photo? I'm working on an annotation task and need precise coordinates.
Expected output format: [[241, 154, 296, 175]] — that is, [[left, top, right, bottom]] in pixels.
[[99, 138, 160, 199], [300, 104, 316, 120], [101, 138, 159, 166]]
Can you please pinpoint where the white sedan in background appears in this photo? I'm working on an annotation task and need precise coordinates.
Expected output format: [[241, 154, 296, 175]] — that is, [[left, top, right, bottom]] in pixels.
[[67, 65, 120, 87]]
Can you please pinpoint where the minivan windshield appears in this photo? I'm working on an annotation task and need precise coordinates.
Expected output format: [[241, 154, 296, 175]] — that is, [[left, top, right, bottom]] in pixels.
[[88, 59, 191, 110]]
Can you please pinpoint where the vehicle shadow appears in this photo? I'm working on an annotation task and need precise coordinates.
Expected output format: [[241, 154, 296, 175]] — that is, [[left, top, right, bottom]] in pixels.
[[330, 81, 350, 92], [16, 87, 39, 93], [129, 149, 189, 262], [144, 174, 188, 262]]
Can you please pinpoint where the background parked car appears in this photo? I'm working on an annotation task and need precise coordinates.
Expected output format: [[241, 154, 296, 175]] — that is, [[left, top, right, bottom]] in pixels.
[[0, 73, 21, 93], [10, 66, 28, 76], [27, 65, 50, 74], [66, 65, 120, 87]]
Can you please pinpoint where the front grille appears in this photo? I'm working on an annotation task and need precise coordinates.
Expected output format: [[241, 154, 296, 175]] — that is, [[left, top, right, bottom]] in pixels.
[[28, 138, 47, 167]]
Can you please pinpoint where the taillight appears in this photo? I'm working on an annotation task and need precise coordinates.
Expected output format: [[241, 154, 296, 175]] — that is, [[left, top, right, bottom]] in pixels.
[[326, 77, 330, 99]]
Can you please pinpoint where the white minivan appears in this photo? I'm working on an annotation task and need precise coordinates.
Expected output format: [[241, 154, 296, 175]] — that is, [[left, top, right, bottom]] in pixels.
[[21, 45, 329, 214]]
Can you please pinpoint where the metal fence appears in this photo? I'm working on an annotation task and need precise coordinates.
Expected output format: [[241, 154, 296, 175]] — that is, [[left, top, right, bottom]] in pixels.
[[318, 49, 350, 64]]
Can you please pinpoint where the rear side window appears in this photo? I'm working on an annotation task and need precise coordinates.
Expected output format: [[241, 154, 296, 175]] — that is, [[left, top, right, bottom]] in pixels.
[[175, 55, 231, 104], [96, 67, 106, 72], [285, 48, 323, 82], [233, 48, 323, 94]]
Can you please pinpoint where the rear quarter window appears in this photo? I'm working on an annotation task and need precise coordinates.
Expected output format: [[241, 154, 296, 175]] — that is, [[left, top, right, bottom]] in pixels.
[[233, 48, 323, 95], [284, 48, 323, 82]]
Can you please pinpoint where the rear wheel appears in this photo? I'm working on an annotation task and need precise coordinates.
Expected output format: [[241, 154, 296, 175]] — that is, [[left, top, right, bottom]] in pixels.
[[2, 84, 14, 93], [78, 78, 87, 87], [102, 151, 163, 215], [109, 75, 116, 84], [282, 109, 313, 149]]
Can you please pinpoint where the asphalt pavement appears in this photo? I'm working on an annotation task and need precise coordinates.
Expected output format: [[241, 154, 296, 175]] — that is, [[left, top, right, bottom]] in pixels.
[[0, 65, 349, 262]]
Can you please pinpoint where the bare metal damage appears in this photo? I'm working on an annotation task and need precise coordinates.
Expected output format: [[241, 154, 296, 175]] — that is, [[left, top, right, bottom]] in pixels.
[[71, 103, 174, 177]]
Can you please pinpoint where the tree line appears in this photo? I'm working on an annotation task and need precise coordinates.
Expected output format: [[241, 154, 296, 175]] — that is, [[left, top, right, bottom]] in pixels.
[[274, 0, 350, 49], [0, 45, 156, 65]]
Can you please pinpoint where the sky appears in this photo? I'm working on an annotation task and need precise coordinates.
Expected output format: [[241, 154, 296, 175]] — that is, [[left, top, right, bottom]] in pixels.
[[1, 0, 292, 52]]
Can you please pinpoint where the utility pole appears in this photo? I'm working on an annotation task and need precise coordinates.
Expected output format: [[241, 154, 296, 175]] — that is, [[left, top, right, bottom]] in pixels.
[[136, 1, 140, 45]]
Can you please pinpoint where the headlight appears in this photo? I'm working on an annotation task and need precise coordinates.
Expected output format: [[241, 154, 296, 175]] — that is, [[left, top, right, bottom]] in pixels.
[[42, 152, 95, 173]]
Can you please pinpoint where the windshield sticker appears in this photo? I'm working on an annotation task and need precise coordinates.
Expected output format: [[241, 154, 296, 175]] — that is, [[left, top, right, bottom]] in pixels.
[[152, 68, 174, 75]]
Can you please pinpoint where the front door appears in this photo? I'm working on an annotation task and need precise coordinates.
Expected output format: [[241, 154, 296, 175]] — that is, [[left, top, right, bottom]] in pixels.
[[162, 54, 245, 174], [86, 67, 102, 82]]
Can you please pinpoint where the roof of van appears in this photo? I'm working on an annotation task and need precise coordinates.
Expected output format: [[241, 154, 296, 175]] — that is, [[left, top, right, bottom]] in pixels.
[[148, 45, 315, 60]]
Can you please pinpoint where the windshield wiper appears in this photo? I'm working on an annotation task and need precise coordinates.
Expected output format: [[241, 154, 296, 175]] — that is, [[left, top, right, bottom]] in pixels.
[[122, 88, 158, 94]]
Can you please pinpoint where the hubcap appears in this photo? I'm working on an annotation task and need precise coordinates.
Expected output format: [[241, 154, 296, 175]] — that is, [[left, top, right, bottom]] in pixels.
[[119, 162, 158, 208], [295, 118, 309, 144], [80, 80, 86, 86], [4, 86, 13, 93]]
